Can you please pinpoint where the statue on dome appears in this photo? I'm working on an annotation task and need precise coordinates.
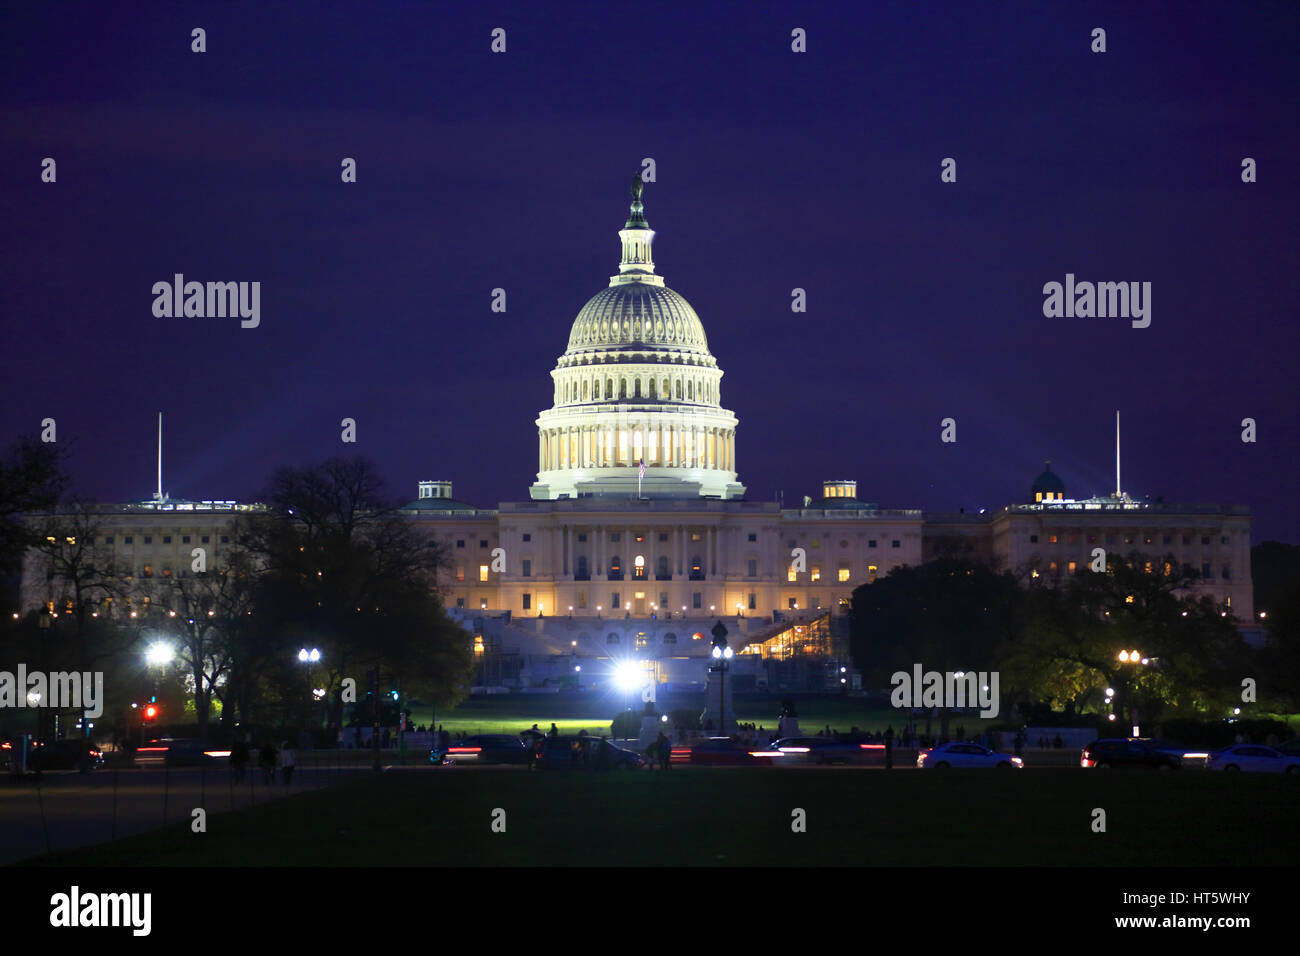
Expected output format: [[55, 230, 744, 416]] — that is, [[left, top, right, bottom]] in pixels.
[[630, 175, 643, 200]]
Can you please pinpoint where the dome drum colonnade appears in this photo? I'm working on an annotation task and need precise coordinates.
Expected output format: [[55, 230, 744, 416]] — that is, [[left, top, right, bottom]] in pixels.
[[530, 180, 745, 500]]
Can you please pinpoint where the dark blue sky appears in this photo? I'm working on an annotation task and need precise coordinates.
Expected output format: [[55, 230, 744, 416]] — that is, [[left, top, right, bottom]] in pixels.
[[2, 1, 1296, 541]]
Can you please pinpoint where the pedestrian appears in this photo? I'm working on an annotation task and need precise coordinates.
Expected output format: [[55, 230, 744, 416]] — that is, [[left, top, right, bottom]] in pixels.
[[231, 737, 250, 784], [280, 740, 296, 786], [656, 731, 672, 771], [527, 735, 538, 771], [259, 741, 277, 784], [549, 722, 559, 737]]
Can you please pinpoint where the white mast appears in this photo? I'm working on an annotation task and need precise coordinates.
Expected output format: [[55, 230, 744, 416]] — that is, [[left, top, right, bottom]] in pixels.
[[157, 412, 163, 501], [1114, 409, 1121, 498]]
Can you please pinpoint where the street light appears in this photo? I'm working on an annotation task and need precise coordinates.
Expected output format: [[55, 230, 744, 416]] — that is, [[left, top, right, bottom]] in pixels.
[[145, 642, 175, 667], [709, 620, 733, 735]]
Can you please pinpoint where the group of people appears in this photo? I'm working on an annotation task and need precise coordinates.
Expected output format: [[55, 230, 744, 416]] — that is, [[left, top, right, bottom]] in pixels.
[[230, 738, 295, 785]]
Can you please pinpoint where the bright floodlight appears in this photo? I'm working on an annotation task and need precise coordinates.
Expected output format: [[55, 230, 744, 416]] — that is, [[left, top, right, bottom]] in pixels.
[[1105, 688, 1115, 696], [298, 648, 308, 662], [723, 646, 734, 659], [711, 645, 722, 659], [145, 642, 175, 667], [1117, 650, 1129, 662], [613, 661, 642, 692]]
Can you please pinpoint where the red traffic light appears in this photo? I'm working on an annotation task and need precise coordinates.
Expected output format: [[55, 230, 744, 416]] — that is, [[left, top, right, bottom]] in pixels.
[[144, 704, 158, 720]]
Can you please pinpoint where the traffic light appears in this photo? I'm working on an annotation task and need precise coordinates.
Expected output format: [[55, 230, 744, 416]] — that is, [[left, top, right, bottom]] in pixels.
[[144, 703, 159, 721]]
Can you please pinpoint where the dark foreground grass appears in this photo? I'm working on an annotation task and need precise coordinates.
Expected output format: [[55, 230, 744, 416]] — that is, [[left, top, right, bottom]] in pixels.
[[23, 769, 1299, 867]]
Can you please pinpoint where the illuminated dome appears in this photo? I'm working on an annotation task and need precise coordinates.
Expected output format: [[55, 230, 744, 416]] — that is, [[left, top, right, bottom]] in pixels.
[[530, 178, 745, 501], [566, 284, 711, 356]]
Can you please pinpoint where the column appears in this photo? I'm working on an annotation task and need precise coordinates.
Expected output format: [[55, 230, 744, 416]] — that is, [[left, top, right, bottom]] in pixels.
[[564, 525, 571, 577], [708, 526, 715, 575]]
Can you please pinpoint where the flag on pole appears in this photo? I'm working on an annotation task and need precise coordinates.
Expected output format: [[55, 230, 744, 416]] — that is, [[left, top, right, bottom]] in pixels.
[[638, 458, 646, 479]]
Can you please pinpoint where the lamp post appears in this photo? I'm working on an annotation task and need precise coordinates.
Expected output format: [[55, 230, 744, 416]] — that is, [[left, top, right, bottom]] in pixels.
[[1115, 649, 1149, 736], [710, 620, 733, 736], [297, 647, 322, 729]]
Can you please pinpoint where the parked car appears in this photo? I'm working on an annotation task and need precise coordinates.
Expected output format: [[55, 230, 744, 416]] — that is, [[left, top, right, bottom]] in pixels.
[[768, 736, 874, 765], [30, 739, 105, 771], [687, 737, 774, 766], [439, 734, 530, 765], [916, 742, 1023, 769], [538, 735, 643, 770], [1080, 738, 1182, 769], [1206, 745, 1300, 774]]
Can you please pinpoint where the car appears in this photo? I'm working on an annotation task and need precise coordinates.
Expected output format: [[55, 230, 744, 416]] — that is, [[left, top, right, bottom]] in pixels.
[[537, 735, 644, 770], [157, 738, 230, 767], [30, 738, 106, 771], [439, 734, 530, 765], [768, 736, 882, 765], [1080, 738, 1182, 769], [0, 738, 13, 772], [916, 742, 1024, 769], [686, 737, 774, 766], [1206, 745, 1300, 774]]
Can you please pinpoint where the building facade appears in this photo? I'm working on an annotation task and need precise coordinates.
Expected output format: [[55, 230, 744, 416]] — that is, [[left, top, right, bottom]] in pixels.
[[17, 186, 1255, 689]]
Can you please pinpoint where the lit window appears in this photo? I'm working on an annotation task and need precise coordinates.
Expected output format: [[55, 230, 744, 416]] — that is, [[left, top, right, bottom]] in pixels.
[[838, 568, 850, 582], [787, 567, 797, 582], [868, 565, 878, 582], [456, 566, 465, 583], [811, 567, 821, 582], [479, 565, 489, 582]]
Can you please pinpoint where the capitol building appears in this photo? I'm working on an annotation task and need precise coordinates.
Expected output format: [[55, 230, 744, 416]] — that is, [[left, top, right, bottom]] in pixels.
[[19, 181, 1256, 694]]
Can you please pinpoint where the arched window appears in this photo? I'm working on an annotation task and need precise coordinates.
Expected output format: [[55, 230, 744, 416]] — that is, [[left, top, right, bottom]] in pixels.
[[634, 555, 646, 579], [620, 378, 628, 399], [688, 380, 694, 401], [663, 632, 677, 645], [649, 379, 656, 399], [634, 379, 642, 398], [607, 633, 620, 645], [582, 380, 588, 400], [675, 379, 682, 400], [594, 380, 601, 400], [662, 378, 669, 397], [607, 378, 613, 399]]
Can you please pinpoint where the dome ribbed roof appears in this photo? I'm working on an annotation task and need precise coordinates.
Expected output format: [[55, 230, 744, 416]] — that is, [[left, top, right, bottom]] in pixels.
[[566, 284, 710, 355]]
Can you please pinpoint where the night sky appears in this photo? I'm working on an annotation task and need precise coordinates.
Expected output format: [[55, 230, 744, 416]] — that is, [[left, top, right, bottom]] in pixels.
[[2, 1, 1296, 542]]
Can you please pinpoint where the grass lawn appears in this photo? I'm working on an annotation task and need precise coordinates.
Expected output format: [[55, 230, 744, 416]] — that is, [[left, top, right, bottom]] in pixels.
[[26, 768, 1299, 867], [405, 693, 925, 738]]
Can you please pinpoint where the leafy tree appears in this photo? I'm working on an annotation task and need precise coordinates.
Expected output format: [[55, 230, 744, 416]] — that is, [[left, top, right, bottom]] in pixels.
[[0, 435, 66, 583], [234, 457, 473, 731]]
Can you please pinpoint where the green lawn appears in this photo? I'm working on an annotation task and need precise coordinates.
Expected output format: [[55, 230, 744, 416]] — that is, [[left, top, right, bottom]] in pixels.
[[406, 694, 919, 738], [25, 768, 1299, 867]]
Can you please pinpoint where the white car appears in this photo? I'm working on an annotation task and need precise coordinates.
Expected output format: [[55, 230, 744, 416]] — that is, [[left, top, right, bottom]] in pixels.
[[916, 742, 1023, 769], [1206, 745, 1300, 774]]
